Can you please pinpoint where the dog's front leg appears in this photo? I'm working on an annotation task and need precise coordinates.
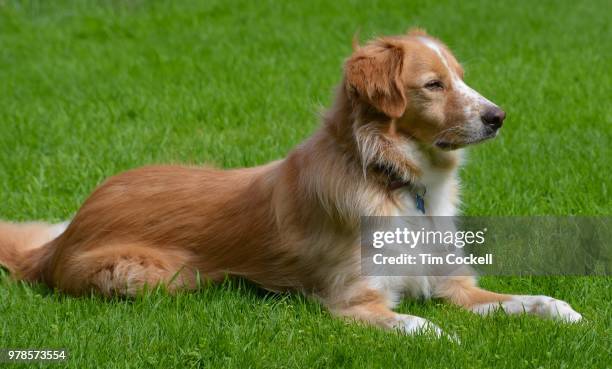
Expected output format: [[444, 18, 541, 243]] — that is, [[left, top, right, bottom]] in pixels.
[[437, 277, 583, 322], [325, 287, 445, 336]]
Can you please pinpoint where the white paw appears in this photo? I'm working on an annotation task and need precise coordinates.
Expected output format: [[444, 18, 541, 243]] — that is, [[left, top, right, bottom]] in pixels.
[[471, 295, 583, 323], [392, 314, 458, 342], [394, 315, 441, 335], [537, 296, 583, 323]]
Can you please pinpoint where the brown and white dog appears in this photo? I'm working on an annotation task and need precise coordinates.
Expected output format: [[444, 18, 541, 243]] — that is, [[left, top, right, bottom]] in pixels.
[[0, 29, 581, 336]]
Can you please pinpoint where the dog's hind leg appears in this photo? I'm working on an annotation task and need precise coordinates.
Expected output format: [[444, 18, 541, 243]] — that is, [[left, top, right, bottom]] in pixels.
[[435, 276, 582, 322], [55, 243, 198, 297]]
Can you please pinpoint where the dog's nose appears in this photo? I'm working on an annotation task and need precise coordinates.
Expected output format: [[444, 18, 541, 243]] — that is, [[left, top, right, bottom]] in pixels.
[[481, 107, 506, 130]]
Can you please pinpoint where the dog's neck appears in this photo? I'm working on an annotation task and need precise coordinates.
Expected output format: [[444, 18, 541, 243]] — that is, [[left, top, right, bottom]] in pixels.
[[323, 83, 459, 191]]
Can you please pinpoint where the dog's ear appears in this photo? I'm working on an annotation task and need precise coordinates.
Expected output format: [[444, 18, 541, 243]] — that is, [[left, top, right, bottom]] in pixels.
[[345, 41, 407, 119]]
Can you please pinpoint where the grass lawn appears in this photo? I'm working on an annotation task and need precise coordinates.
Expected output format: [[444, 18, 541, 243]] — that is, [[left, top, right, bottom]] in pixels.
[[0, 0, 610, 368]]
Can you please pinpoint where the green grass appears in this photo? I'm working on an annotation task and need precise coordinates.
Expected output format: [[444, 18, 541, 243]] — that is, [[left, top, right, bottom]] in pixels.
[[0, 0, 610, 368]]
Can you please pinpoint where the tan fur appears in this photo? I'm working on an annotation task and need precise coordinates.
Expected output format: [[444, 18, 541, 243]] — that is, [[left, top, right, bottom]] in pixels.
[[434, 276, 512, 308], [0, 29, 515, 332], [0, 222, 59, 278]]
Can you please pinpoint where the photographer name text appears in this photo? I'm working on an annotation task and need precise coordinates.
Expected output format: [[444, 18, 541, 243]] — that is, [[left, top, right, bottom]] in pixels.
[[372, 253, 493, 265]]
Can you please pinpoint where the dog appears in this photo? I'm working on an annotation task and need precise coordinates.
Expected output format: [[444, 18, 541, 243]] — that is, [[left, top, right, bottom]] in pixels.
[[0, 29, 581, 336]]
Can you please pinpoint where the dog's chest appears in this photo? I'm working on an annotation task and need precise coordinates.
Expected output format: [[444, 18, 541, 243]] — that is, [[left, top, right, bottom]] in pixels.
[[395, 169, 459, 217], [371, 169, 459, 302]]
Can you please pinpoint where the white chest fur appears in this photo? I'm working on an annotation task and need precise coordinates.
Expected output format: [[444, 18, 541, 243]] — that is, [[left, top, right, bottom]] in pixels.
[[367, 152, 462, 306]]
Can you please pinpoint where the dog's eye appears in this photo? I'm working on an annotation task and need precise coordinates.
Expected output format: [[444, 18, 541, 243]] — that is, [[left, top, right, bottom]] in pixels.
[[424, 80, 444, 90]]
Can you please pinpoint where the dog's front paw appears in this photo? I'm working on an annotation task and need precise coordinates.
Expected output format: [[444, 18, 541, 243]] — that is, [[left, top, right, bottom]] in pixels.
[[393, 314, 442, 335], [391, 314, 457, 341], [536, 296, 583, 323], [472, 295, 583, 323], [508, 295, 583, 323]]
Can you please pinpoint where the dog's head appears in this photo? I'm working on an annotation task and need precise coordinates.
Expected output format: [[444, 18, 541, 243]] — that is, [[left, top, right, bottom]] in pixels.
[[345, 29, 505, 150]]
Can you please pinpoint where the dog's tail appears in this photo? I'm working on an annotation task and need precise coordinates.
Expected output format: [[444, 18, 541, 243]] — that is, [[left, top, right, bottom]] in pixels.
[[0, 221, 67, 282]]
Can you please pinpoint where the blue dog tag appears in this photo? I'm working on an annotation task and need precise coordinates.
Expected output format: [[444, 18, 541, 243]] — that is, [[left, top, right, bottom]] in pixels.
[[415, 193, 425, 214]]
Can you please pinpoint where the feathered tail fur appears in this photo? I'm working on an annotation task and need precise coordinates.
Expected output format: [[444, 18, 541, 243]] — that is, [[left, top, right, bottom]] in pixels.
[[0, 221, 67, 282]]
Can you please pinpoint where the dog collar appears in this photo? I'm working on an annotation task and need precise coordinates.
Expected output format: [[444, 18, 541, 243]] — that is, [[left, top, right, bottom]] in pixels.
[[373, 164, 427, 214], [390, 180, 427, 214]]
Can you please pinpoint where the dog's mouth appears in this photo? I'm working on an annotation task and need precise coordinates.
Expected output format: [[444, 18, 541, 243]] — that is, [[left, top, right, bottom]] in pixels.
[[435, 129, 500, 151], [435, 141, 463, 150]]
